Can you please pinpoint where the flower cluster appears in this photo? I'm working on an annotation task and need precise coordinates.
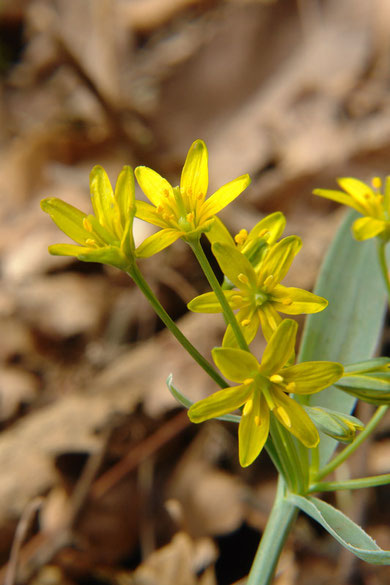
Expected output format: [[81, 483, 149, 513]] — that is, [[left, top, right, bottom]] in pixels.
[[42, 139, 350, 467]]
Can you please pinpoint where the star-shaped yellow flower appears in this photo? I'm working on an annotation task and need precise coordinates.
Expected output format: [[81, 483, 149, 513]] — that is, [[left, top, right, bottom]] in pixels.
[[41, 165, 136, 271], [313, 177, 390, 241], [188, 319, 343, 467], [135, 139, 251, 257], [188, 236, 327, 344]]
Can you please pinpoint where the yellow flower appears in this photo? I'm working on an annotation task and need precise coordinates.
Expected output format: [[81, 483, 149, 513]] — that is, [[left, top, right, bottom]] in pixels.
[[188, 236, 328, 344], [41, 166, 136, 271], [135, 139, 251, 257], [206, 211, 286, 272], [188, 319, 344, 467], [313, 177, 390, 241]]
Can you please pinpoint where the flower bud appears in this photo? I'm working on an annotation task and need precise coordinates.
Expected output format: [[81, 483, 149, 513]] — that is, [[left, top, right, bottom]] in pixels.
[[304, 406, 364, 443], [335, 358, 390, 405]]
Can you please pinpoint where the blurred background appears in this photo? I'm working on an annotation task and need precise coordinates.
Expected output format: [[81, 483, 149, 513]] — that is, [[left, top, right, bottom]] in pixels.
[[0, 0, 390, 583]]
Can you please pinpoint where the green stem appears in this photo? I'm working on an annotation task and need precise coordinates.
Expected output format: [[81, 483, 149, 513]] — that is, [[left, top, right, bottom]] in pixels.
[[314, 405, 388, 482], [189, 239, 250, 351], [246, 477, 297, 585], [377, 240, 390, 304], [269, 418, 303, 493], [310, 473, 390, 493], [129, 264, 227, 389]]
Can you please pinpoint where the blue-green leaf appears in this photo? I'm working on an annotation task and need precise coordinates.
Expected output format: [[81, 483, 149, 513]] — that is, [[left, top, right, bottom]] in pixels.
[[298, 210, 387, 465], [290, 494, 390, 564]]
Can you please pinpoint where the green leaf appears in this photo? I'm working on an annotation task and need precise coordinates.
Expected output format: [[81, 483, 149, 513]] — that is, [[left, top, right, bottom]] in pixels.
[[298, 210, 387, 465], [290, 494, 390, 564]]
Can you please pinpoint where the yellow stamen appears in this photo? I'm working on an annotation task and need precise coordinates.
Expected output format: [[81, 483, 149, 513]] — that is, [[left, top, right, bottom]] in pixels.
[[86, 238, 97, 247], [231, 294, 242, 303], [270, 374, 284, 383], [238, 273, 249, 285], [254, 415, 261, 426], [372, 177, 382, 190], [241, 318, 251, 327], [83, 218, 93, 232], [234, 229, 248, 245], [276, 406, 291, 427], [156, 204, 165, 214], [263, 275, 274, 288], [163, 189, 170, 198], [280, 297, 292, 305], [243, 378, 254, 385], [197, 192, 204, 200], [186, 212, 194, 223], [286, 381, 296, 392], [243, 399, 253, 416]]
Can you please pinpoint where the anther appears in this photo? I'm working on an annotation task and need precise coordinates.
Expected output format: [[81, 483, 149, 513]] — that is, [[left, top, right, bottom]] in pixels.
[[254, 415, 261, 426], [270, 374, 284, 383], [243, 399, 253, 416], [238, 273, 249, 285], [86, 238, 97, 247], [372, 177, 382, 190], [231, 294, 243, 303], [241, 318, 251, 327], [243, 378, 254, 385], [186, 212, 194, 223], [280, 297, 292, 305], [286, 381, 296, 392], [234, 229, 248, 245], [83, 218, 93, 232], [263, 275, 274, 288]]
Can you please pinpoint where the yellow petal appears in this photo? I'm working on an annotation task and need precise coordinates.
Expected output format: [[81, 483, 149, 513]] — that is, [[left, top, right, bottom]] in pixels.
[[48, 243, 90, 256], [272, 388, 319, 448], [201, 174, 251, 220], [212, 347, 260, 382], [244, 212, 286, 255], [239, 393, 269, 467], [352, 216, 387, 241], [282, 361, 344, 394], [188, 383, 253, 423], [212, 242, 257, 289], [205, 216, 235, 247], [188, 291, 236, 313], [135, 228, 181, 257], [41, 198, 89, 245], [313, 188, 365, 214], [337, 177, 375, 211], [258, 303, 282, 341], [257, 236, 302, 289], [135, 166, 174, 207], [180, 139, 208, 202], [135, 200, 168, 228], [222, 307, 259, 348], [90, 166, 121, 237], [271, 285, 328, 315], [115, 165, 135, 228], [260, 319, 297, 374]]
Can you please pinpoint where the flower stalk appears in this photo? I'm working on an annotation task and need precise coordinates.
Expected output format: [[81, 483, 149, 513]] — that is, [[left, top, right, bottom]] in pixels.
[[128, 263, 228, 389], [188, 238, 250, 351]]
